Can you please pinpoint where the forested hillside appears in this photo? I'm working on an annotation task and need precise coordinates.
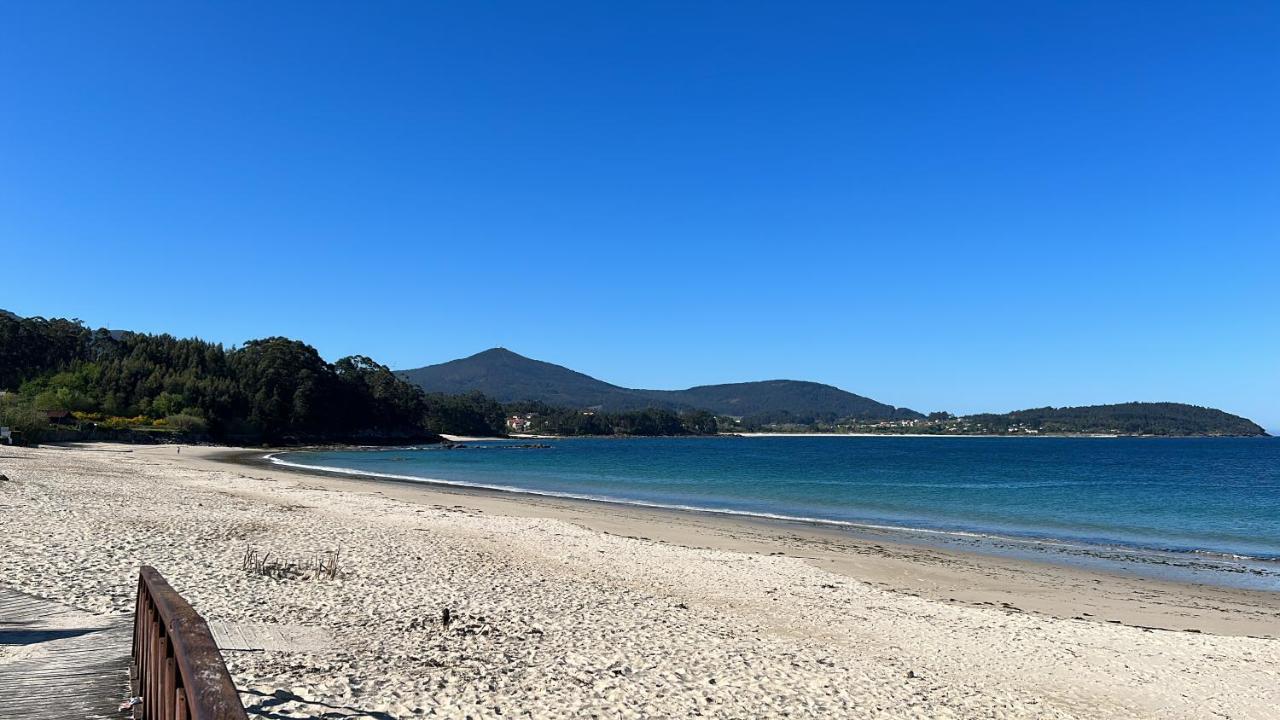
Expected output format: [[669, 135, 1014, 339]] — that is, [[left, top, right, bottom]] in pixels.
[[0, 314, 722, 443], [964, 403, 1266, 436], [648, 380, 921, 421], [399, 348, 921, 421], [400, 348, 648, 409], [748, 402, 1269, 436], [0, 314, 437, 443]]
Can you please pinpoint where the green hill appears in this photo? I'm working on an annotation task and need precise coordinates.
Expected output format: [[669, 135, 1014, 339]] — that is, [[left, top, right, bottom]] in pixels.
[[648, 380, 920, 420], [397, 348, 921, 421], [965, 402, 1267, 436], [398, 348, 648, 410]]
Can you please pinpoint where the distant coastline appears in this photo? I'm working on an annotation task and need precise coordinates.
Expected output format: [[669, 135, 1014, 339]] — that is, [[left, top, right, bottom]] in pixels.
[[727, 430, 1274, 439], [729, 431, 1123, 438], [1, 312, 1268, 445], [400, 348, 1269, 438], [495, 430, 1267, 440]]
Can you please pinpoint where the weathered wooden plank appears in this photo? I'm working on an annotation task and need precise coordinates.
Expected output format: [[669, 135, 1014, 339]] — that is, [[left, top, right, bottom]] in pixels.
[[207, 621, 331, 652], [0, 586, 130, 720]]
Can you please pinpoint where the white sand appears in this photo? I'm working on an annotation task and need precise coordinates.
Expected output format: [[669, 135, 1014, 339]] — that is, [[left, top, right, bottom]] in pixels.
[[1, 443, 1277, 719]]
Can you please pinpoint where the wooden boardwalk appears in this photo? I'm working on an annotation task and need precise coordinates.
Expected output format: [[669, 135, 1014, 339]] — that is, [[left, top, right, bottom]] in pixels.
[[0, 586, 131, 719]]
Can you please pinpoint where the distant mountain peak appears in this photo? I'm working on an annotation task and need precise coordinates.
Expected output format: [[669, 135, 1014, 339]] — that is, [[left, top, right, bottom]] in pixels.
[[397, 350, 921, 420], [468, 347, 534, 361]]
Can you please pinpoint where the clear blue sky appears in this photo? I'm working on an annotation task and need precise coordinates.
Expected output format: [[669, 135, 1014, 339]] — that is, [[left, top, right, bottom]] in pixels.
[[2, 2, 1277, 430]]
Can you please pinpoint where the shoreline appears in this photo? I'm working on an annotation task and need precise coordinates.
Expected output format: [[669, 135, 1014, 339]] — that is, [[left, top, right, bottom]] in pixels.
[[5, 442, 1278, 717], [264, 447, 1280, 574], [211, 446, 1280, 638], [729, 432, 1123, 438], [456, 432, 1272, 440]]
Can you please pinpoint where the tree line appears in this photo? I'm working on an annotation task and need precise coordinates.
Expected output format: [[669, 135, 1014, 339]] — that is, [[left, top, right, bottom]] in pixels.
[[0, 315, 718, 443], [963, 403, 1265, 436], [503, 401, 718, 437]]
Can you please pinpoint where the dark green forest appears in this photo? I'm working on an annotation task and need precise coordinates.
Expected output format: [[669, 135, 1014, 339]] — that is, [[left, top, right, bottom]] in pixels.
[[960, 403, 1266, 436], [399, 347, 921, 419], [0, 314, 718, 443], [504, 400, 719, 437], [734, 403, 1267, 436]]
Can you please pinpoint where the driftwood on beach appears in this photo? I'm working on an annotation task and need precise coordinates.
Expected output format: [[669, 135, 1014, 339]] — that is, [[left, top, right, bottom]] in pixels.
[[241, 546, 342, 581]]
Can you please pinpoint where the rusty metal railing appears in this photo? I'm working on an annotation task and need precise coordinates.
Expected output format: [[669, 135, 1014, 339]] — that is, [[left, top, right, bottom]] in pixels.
[[131, 566, 248, 720]]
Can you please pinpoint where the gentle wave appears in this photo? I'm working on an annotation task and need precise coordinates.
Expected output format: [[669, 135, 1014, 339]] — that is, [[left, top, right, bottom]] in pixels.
[[267, 452, 1031, 538], [265, 452, 1280, 567]]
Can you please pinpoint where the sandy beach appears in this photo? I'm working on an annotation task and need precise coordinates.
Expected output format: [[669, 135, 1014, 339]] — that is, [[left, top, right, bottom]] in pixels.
[[2, 443, 1278, 719]]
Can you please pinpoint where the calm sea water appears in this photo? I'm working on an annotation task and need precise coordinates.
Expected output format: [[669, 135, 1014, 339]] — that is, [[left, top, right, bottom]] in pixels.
[[274, 436, 1280, 590]]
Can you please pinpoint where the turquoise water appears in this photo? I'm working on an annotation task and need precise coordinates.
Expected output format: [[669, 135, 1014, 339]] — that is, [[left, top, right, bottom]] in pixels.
[[275, 436, 1280, 590]]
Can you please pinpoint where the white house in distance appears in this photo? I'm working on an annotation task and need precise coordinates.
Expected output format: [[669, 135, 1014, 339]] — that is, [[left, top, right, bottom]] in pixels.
[[506, 414, 534, 433]]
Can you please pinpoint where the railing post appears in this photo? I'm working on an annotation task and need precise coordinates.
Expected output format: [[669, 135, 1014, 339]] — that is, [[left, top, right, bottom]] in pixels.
[[152, 626, 162, 719], [164, 654, 176, 718], [131, 566, 248, 720]]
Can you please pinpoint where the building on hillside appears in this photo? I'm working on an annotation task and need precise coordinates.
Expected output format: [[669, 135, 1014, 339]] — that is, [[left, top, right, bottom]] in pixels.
[[507, 414, 533, 432], [43, 410, 76, 426]]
